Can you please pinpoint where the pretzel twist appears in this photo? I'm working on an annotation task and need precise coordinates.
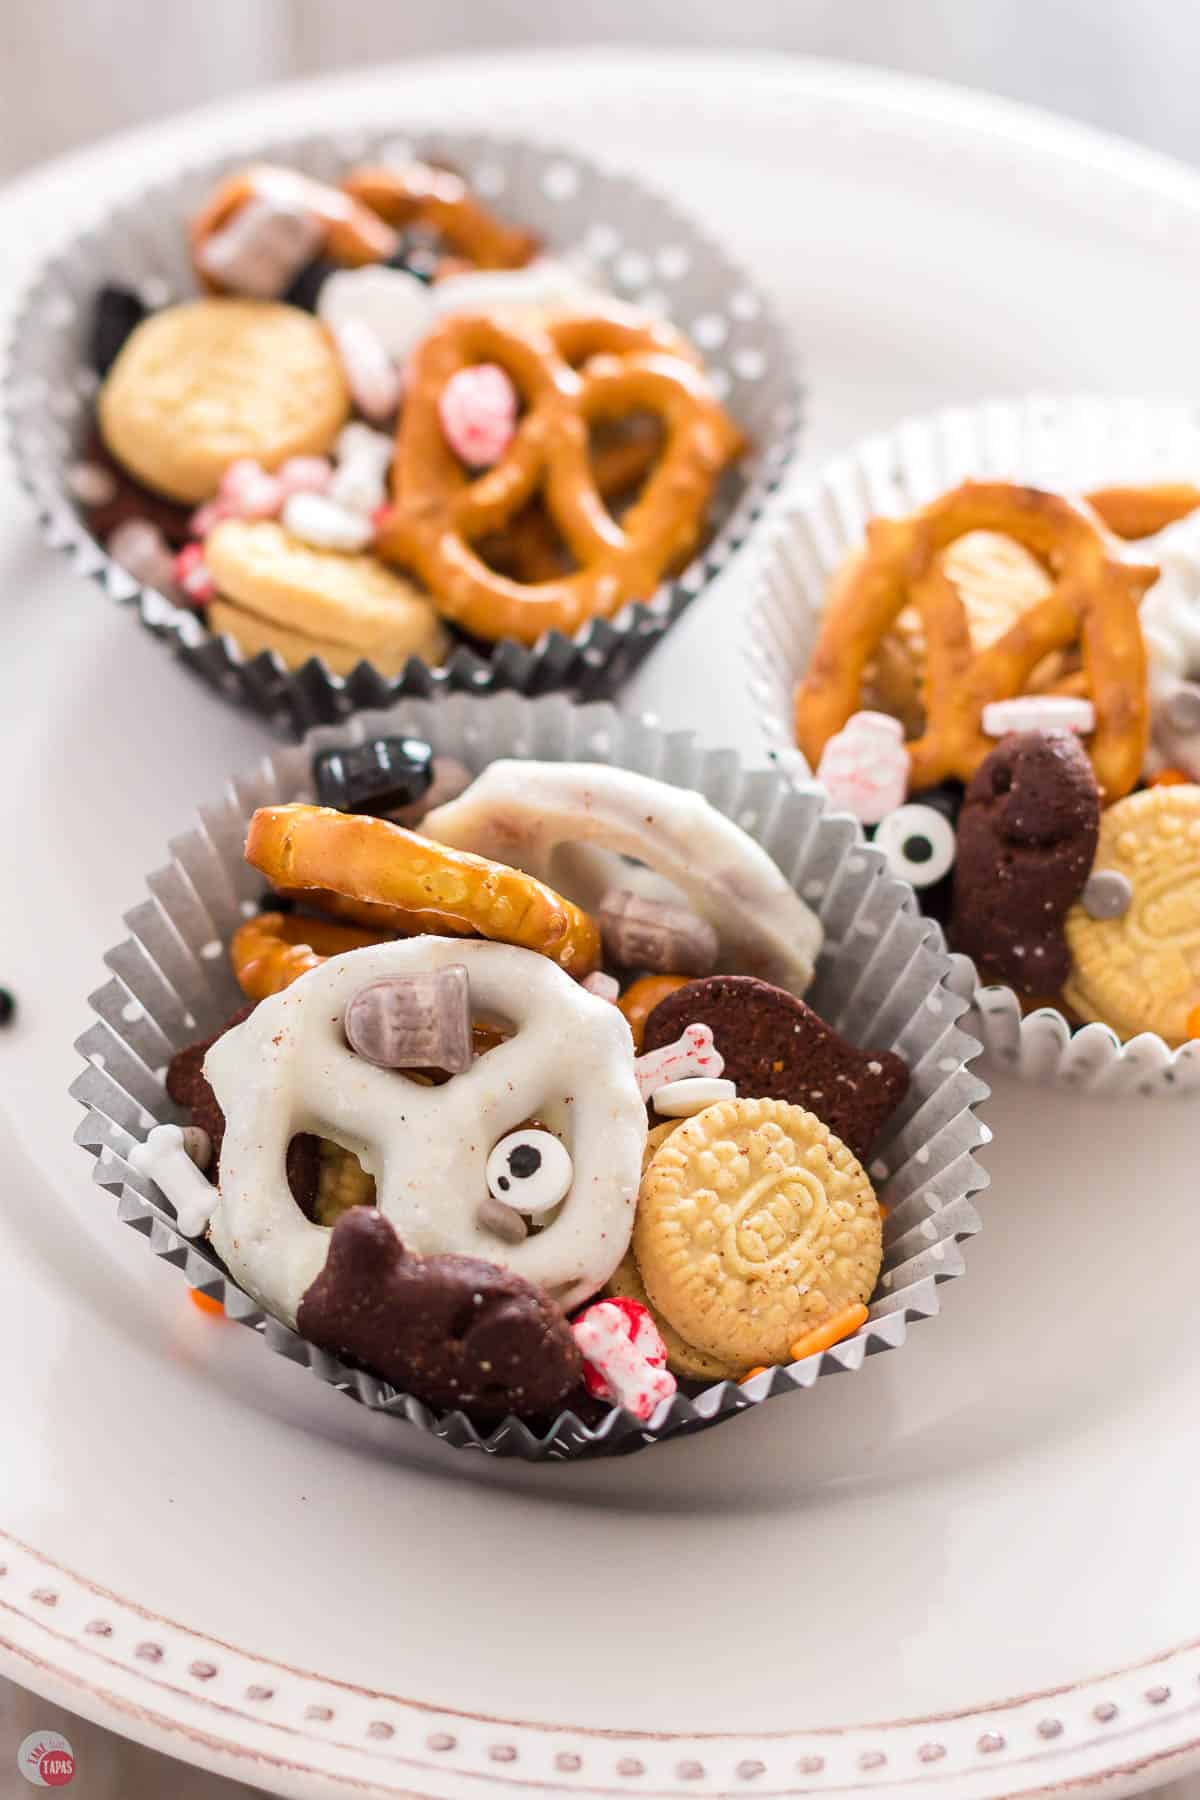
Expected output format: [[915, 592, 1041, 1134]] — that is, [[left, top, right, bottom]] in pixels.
[[245, 804, 601, 976], [1085, 482, 1200, 541], [374, 304, 744, 644], [340, 162, 536, 270], [230, 911, 389, 1001], [794, 482, 1157, 802], [191, 159, 536, 291]]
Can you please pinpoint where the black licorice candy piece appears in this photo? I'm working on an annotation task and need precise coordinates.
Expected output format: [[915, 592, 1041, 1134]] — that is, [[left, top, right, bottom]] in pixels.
[[89, 284, 148, 376], [313, 737, 435, 814], [282, 255, 337, 312]]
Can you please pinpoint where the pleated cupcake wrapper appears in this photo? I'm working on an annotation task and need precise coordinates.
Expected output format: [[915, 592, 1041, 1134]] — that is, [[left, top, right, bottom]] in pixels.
[[746, 393, 1200, 1098], [5, 125, 799, 736], [70, 693, 988, 1461]]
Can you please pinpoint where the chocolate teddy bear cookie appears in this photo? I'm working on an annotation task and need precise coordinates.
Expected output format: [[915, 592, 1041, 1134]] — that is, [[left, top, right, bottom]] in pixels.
[[640, 974, 909, 1158], [949, 729, 1100, 995], [297, 1207, 582, 1417]]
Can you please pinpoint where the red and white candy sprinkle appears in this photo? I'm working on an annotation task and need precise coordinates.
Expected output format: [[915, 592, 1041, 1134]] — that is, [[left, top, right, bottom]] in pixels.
[[438, 363, 518, 469], [277, 455, 334, 497], [574, 1297, 677, 1421], [106, 518, 176, 590], [281, 491, 374, 553], [174, 542, 215, 605], [815, 710, 910, 826], [329, 316, 402, 425], [633, 1022, 724, 1101], [981, 695, 1096, 737]]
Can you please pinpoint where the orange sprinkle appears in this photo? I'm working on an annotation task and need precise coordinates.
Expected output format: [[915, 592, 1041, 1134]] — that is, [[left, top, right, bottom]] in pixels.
[[877, 1200, 889, 1221], [1150, 768, 1192, 787], [788, 1302, 869, 1364], [190, 1288, 226, 1318], [1187, 1003, 1200, 1041], [738, 1366, 770, 1385]]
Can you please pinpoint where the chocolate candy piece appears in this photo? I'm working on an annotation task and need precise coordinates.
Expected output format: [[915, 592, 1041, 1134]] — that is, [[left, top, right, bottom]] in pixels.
[[297, 1207, 582, 1417], [282, 255, 338, 312], [1164, 682, 1200, 735], [1080, 869, 1133, 920], [89, 283, 147, 376], [641, 975, 909, 1158], [313, 736, 434, 814], [597, 887, 719, 976], [0, 988, 14, 1026], [345, 968, 471, 1072], [948, 730, 1100, 995], [166, 1004, 319, 1212], [77, 432, 194, 548], [389, 757, 473, 828], [196, 194, 324, 299]]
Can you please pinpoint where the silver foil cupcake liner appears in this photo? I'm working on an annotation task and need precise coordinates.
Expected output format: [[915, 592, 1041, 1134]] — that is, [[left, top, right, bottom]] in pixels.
[[746, 393, 1200, 1097], [70, 693, 988, 1460], [5, 125, 799, 736]]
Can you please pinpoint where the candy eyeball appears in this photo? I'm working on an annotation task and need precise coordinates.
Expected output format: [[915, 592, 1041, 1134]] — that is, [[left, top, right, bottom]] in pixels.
[[485, 1129, 572, 1218], [874, 803, 957, 887]]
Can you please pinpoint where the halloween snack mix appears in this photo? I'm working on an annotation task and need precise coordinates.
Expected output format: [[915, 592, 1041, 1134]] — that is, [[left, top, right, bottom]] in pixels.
[[136, 745, 918, 1428], [793, 479, 1200, 1049], [73, 156, 744, 669]]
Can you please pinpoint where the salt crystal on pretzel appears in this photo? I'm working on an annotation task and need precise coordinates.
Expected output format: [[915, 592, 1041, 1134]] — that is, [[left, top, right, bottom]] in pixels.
[[574, 1297, 676, 1421], [634, 1023, 724, 1101]]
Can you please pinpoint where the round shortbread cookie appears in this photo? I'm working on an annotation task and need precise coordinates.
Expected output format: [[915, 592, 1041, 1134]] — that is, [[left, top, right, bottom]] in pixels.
[[1064, 784, 1200, 1045], [205, 521, 447, 667], [605, 1119, 741, 1383], [98, 299, 350, 502], [634, 1097, 881, 1366]]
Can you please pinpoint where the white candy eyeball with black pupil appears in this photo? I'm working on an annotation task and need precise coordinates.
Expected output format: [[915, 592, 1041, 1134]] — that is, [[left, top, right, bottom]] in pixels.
[[875, 803, 956, 887], [485, 1129, 572, 1217]]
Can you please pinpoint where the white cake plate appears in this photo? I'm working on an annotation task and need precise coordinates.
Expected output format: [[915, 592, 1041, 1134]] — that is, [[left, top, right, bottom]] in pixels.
[[0, 47, 1197, 1800]]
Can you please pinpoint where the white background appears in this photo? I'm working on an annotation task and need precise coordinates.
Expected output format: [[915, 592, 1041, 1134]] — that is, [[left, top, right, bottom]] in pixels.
[[1, 4, 1197, 1797]]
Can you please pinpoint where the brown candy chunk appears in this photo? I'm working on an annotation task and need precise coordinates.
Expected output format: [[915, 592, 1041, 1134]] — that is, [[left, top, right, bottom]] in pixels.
[[78, 430, 195, 547], [165, 1003, 319, 1215], [948, 730, 1100, 996], [297, 1207, 581, 1418], [598, 888, 718, 976], [641, 976, 909, 1158], [344, 967, 471, 1072]]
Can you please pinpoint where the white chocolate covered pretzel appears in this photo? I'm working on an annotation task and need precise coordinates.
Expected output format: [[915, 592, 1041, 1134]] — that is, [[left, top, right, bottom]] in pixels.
[[205, 937, 646, 1325], [423, 762, 823, 995]]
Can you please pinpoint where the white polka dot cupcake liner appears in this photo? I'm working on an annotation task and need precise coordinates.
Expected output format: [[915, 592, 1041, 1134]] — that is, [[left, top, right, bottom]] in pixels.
[[70, 693, 988, 1461], [4, 126, 798, 736], [745, 393, 1200, 1097]]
